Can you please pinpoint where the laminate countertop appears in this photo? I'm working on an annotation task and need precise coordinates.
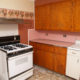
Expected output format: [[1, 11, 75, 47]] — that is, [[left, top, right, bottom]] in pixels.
[[30, 39, 74, 48]]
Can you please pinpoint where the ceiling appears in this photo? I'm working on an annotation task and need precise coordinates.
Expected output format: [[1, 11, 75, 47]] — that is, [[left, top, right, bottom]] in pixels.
[[35, 0, 69, 6]]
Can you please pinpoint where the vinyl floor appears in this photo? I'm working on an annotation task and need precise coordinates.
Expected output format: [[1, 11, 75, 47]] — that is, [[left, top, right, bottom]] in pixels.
[[28, 65, 74, 80]]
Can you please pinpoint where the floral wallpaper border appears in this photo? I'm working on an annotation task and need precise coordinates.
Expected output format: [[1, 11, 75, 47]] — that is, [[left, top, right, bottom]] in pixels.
[[0, 8, 34, 20]]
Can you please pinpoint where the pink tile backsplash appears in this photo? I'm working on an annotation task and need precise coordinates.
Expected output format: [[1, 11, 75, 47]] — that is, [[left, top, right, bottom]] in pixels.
[[28, 29, 42, 40], [28, 29, 80, 43]]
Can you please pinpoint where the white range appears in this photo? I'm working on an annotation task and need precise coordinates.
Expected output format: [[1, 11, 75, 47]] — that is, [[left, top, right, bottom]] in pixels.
[[0, 35, 33, 80]]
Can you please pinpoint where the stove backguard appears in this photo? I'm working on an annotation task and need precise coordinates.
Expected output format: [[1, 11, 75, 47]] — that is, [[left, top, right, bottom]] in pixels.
[[0, 35, 20, 46]]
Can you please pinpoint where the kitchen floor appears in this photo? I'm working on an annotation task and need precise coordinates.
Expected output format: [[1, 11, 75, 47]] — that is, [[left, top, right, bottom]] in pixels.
[[28, 65, 74, 80]]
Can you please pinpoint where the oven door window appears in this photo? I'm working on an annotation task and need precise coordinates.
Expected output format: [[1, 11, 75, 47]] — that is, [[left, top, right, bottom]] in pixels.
[[8, 52, 33, 78]]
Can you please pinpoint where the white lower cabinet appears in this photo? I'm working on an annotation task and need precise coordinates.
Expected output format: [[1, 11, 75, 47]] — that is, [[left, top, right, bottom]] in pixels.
[[66, 49, 80, 80]]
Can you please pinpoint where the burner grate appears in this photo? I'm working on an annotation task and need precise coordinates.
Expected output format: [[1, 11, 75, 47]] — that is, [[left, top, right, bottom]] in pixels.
[[0, 45, 17, 51], [12, 43, 28, 48]]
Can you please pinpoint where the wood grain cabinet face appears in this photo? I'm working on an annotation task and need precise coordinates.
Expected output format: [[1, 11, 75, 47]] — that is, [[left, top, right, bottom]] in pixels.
[[35, 0, 80, 32], [36, 43, 55, 52], [73, 0, 80, 32], [54, 46, 67, 56], [35, 5, 50, 30], [33, 49, 38, 65], [35, 50, 55, 71], [37, 50, 45, 67], [54, 46, 67, 74], [35, 7, 40, 30], [55, 54, 66, 74], [35, 1, 73, 31], [50, 1, 73, 31], [29, 42, 67, 75], [44, 52, 55, 70]]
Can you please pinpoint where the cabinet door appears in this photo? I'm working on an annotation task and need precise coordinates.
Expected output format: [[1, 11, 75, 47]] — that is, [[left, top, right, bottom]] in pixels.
[[50, 1, 73, 31], [55, 54, 66, 74], [66, 55, 80, 79], [73, 0, 80, 32], [35, 5, 50, 30], [55, 46, 67, 56], [35, 7, 40, 30], [33, 49, 38, 64], [44, 52, 55, 70], [37, 50, 45, 67], [36, 50, 55, 70], [37, 43, 55, 52]]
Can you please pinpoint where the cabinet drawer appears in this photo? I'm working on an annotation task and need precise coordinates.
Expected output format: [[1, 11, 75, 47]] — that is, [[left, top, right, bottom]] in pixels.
[[30, 41, 67, 55], [36, 43, 55, 52], [55, 46, 67, 56], [67, 49, 80, 57]]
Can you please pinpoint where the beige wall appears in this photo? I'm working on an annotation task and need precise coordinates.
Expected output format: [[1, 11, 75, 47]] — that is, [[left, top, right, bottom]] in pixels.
[[0, 24, 18, 37], [0, 0, 34, 37], [0, 0, 34, 12]]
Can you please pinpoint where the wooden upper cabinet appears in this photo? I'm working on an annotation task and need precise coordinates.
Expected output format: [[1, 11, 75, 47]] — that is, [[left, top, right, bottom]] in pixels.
[[35, 1, 73, 31], [49, 3, 57, 30], [35, 7, 40, 30], [73, 0, 80, 32], [50, 1, 73, 31], [35, 5, 50, 30], [35, 0, 80, 32]]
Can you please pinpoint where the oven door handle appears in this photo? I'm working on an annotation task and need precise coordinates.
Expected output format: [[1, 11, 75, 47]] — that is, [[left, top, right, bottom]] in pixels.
[[8, 48, 33, 58]]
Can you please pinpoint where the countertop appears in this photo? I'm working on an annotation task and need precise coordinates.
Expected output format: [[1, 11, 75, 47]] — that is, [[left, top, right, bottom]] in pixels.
[[30, 39, 74, 48]]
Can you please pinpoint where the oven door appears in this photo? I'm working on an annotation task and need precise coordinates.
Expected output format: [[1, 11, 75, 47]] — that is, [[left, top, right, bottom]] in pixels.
[[8, 51, 33, 78]]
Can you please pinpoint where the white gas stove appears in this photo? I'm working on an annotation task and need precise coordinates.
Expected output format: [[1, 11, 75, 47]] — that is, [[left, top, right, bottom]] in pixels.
[[0, 35, 33, 80], [0, 43, 33, 53]]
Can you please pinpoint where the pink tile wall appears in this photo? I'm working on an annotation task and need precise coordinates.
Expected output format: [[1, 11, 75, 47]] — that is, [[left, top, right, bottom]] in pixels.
[[28, 29, 42, 40], [28, 29, 80, 43]]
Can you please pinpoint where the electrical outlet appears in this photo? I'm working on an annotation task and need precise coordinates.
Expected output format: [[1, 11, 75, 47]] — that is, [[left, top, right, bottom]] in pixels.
[[45, 33, 48, 36], [63, 34, 67, 37]]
